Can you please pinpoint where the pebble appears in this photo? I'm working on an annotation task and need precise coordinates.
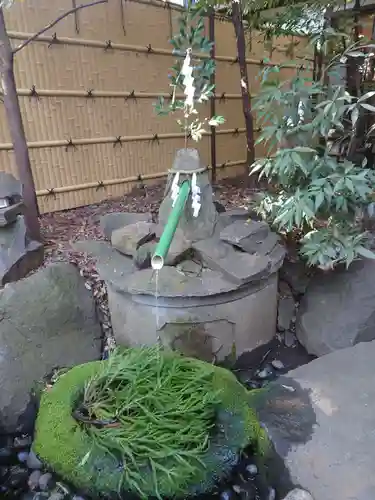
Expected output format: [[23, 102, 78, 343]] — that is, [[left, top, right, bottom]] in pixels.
[[282, 488, 314, 500], [256, 365, 275, 380], [72, 496, 86, 500], [268, 487, 276, 500], [27, 449, 43, 469], [271, 359, 285, 370], [48, 494, 65, 500], [220, 489, 239, 500], [0, 446, 13, 465], [17, 451, 29, 463], [21, 493, 37, 500], [13, 435, 33, 448], [283, 330, 297, 347], [28, 469, 42, 490], [245, 463, 258, 477], [39, 471, 55, 491], [0, 465, 8, 479], [8, 465, 29, 488]]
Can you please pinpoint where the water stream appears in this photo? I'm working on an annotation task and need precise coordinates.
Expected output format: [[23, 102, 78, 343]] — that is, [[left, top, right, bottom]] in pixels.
[[154, 269, 160, 333]]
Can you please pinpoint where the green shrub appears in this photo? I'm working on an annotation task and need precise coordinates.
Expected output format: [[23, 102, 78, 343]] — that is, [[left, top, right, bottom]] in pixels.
[[251, 33, 375, 270], [34, 347, 265, 499]]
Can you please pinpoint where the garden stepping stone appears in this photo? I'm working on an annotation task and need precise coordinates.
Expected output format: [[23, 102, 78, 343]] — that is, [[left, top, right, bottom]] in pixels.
[[252, 340, 375, 500]]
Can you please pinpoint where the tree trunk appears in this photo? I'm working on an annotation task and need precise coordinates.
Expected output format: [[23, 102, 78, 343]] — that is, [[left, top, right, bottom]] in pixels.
[[231, 0, 255, 173], [0, 9, 41, 241]]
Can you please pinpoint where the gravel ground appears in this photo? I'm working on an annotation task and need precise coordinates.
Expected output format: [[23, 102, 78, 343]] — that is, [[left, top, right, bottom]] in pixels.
[[39, 176, 260, 354]]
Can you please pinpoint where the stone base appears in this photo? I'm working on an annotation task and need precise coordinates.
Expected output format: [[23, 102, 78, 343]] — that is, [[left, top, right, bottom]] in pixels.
[[108, 274, 278, 361]]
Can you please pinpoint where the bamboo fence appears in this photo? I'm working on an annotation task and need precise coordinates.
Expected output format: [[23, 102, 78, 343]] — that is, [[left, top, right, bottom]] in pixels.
[[1, 0, 309, 213]]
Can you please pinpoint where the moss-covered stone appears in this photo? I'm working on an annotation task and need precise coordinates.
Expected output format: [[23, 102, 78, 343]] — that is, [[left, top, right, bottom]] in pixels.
[[34, 355, 265, 499]]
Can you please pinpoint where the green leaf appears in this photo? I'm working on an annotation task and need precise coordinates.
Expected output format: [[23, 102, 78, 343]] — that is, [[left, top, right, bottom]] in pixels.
[[293, 146, 316, 153], [208, 116, 225, 127], [356, 246, 375, 260], [360, 103, 375, 112]]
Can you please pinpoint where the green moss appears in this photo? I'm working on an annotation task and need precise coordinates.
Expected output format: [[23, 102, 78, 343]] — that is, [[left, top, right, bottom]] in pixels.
[[34, 352, 265, 499]]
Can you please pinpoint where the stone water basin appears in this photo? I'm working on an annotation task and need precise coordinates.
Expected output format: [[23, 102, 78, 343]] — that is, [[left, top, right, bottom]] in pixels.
[[76, 209, 285, 362]]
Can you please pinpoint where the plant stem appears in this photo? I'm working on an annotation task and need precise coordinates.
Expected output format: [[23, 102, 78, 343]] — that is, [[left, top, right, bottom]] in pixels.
[[231, 0, 255, 173], [13, 0, 108, 54], [0, 8, 41, 241]]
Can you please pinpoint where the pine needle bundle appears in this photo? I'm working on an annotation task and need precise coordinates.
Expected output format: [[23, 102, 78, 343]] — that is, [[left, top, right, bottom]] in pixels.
[[79, 347, 221, 498], [34, 347, 263, 499]]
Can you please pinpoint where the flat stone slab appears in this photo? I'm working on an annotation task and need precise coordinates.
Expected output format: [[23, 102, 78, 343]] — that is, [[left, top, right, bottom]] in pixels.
[[252, 341, 375, 500], [124, 266, 235, 298], [100, 212, 152, 240], [111, 221, 156, 257], [297, 259, 375, 356], [220, 220, 269, 248], [73, 240, 134, 287], [193, 238, 271, 285]]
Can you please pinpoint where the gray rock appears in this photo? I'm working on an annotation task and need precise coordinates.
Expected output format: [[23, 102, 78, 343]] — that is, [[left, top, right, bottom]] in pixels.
[[38, 472, 54, 491], [134, 241, 156, 270], [100, 211, 151, 240], [27, 470, 41, 490], [268, 244, 287, 274], [220, 220, 270, 251], [192, 238, 270, 285], [282, 489, 314, 500], [26, 449, 42, 470], [0, 217, 44, 285], [220, 208, 250, 222], [252, 341, 375, 500], [0, 263, 102, 431], [277, 296, 295, 332], [280, 260, 311, 295], [111, 221, 156, 257], [163, 228, 191, 266], [297, 259, 375, 356]]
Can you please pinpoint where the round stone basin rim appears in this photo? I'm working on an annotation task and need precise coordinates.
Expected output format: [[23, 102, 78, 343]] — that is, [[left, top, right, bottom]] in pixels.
[[106, 265, 276, 307]]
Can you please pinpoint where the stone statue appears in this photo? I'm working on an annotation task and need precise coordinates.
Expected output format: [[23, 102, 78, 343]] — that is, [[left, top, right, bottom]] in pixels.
[[0, 172, 43, 285]]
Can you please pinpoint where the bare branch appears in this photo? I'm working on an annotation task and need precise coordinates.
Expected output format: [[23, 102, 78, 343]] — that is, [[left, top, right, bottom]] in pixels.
[[12, 0, 108, 55]]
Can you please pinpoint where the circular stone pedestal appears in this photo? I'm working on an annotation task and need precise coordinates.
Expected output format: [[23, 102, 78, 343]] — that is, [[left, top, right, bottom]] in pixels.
[[107, 264, 279, 362]]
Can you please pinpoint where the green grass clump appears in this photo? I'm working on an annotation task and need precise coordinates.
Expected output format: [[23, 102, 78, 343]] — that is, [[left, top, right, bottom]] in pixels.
[[34, 347, 264, 499]]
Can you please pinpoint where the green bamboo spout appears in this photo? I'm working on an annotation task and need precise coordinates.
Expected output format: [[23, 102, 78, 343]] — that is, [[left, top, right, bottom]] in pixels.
[[151, 180, 190, 270]]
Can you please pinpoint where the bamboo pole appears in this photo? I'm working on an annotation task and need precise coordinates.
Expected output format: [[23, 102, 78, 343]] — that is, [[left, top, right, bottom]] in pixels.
[[7, 31, 312, 70], [209, 9, 217, 183], [36, 159, 246, 197], [0, 128, 249, 151], [5, 88, 246, 99]]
